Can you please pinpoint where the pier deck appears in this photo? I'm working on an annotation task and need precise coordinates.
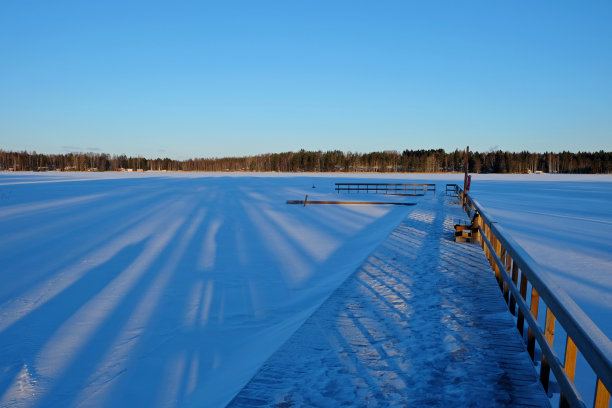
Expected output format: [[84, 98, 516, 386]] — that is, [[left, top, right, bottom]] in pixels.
[[230, 194, 550, 407]]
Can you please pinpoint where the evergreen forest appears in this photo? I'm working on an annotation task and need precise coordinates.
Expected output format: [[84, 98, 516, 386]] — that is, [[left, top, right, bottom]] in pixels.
[[1, 149, 611, 174]]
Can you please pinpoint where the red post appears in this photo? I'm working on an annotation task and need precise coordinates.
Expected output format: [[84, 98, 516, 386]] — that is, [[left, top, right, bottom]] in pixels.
[[463, 146, 470, 206]]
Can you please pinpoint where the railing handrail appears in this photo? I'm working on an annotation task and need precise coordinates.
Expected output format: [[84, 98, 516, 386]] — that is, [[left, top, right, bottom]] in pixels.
[[455, 184, 612, 406]]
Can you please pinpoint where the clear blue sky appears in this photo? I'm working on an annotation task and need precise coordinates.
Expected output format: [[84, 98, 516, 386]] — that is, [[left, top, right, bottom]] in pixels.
[[1, 1, 611, 159]]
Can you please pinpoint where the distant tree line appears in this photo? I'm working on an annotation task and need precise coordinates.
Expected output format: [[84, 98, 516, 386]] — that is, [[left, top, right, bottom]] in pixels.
[[1, 149, 611, 173]]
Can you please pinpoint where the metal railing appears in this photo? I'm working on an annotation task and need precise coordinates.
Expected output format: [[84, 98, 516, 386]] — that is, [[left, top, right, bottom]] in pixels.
[[335, 183, 436, 194], [449, 184, 612, 408]]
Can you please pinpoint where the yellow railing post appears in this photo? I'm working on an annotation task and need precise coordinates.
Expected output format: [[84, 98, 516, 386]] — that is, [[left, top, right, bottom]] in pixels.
[[502, 251, 511, 303], [564, 336, 578, 382], [493, 233, 503, 291], [483, 224, 490, 261], [517, 274, 528, 336], [594, 379, 610, 408], [528, 288, 540, 360], [478, 214, 484, 250], [509, 262, 519, 316], [540, 308, 556, 392], [560, 336, 578, 407]]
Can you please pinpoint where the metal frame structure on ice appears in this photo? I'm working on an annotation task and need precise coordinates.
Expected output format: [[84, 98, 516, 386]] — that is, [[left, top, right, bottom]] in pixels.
[[335, 183, 436, 194]]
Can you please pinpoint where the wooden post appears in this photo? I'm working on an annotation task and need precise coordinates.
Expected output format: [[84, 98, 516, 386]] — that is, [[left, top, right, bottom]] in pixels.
[[479, 215, 485, 250], [487, 230, 492, 264], [560, 335, 578, 406], [518, 274, 528, 335], [497, 249, 503, 292], [472, 212, 481, 244], [495, 234, 502, 259], [482, 223, 491, 260], [540, 308, 556, 392], [491, 232, 496, 272], [528, 288, 540, 360], [493, 234, 503, 291], [509, 262, 519, 315], [594, 379, 610, 408], [505, 249, 512, 271], [502, 250, 510, 303], [544, 308, 556, 344], [564, 336, 578, 383]]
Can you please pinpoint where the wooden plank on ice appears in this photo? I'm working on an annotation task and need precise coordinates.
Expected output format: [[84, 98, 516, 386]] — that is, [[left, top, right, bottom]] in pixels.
[[286, 200, 416, 206]]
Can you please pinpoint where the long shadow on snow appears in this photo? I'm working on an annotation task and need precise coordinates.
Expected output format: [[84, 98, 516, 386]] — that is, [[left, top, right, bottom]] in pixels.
[[104, 180, 419, 408], [0, 189, 187, 305], [21, 204, 199, 408], [0, 238, 148, 401], [0, 180, 203, 406], [2, 176, 418, 407]]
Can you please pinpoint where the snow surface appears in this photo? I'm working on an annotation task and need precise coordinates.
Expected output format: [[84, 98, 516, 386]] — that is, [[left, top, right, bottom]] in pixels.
[[230, 193, 550, 407], [0, 172, 421, 408], [0, 172, 610, 407], [468, 176, 612, 339]]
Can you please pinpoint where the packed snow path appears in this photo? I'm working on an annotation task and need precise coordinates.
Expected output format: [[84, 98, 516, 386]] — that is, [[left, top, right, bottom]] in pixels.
[[230, 194, 550, 407]]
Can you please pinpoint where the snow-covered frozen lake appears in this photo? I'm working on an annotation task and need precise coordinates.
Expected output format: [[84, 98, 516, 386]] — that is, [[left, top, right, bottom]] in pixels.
[[0, 172, 610, 407], [469, 175, 612, 341]]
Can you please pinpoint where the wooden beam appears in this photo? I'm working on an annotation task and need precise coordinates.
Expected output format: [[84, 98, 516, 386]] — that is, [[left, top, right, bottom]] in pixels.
[[287, 200, 416, 206]]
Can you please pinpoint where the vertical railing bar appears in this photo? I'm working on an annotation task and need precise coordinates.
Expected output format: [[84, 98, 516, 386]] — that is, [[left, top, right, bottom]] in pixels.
[[481, 214, 486, 250], [528, 287, 540, 360], [489, 229, 495, 265], [494, 234, 503, 291], [518, 272, 528, 336], [565, 335, 578, 383], [509, 261, 519, 316], [483, 223, 489, 258], [503, 251, 511, 303], [484, 223, 489, 248], [545, 308, 556, 344], [594, 378, 610, 408], [479, 213, 485, 250], [560, 335, 579, 406], [540, 308, 556, 392]]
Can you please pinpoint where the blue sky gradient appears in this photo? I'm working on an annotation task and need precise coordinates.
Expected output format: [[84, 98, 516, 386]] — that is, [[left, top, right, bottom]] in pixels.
[[1, 1, 611, 159]]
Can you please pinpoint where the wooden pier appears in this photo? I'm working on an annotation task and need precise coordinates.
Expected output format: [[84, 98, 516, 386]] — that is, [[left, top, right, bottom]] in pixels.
[[230, 193, 552, 407]]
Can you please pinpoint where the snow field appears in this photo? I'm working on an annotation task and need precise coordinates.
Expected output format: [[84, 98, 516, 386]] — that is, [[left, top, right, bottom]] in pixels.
[[0, 172, 610, 407], [0, 172, 421, 407]]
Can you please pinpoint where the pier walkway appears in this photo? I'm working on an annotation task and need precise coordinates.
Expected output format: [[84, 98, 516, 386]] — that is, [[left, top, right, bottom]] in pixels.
[[230, 194, 550, 407]]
